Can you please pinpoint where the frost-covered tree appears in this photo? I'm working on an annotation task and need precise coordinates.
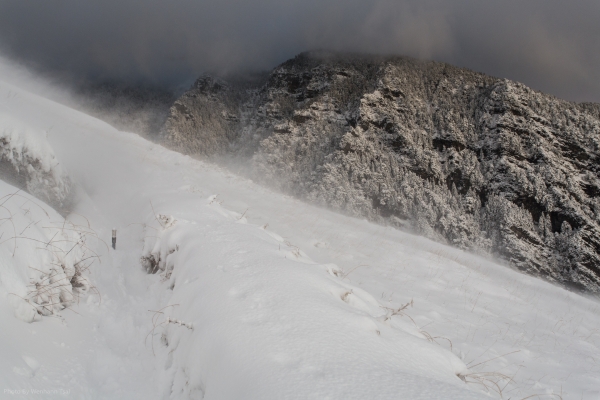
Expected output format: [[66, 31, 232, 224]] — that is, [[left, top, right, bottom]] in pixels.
[[0, 113, 72, 213], [161, 51, 600, 293]]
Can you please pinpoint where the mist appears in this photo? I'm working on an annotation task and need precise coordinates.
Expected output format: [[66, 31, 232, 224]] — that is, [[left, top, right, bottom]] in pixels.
[[0, 4, 599, 396], [0, 0, 599, 102]]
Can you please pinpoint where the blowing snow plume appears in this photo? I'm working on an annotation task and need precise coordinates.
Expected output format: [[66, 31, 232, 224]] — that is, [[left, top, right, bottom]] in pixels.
[[0, 112, 73, 214], [1, 34, 600, 398], [161, 51, 600, 294], [1, 0, 600, 397]]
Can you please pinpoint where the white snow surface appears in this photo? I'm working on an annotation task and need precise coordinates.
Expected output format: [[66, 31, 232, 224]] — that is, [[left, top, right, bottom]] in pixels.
[[0, 180, 93, 323], [0, 78, 599, 399]]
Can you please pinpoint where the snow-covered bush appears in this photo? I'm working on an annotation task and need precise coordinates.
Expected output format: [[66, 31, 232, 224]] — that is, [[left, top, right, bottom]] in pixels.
[[141, 213, 178, 276], [0, 180, 95, 322], [0, 113, 72, 214]]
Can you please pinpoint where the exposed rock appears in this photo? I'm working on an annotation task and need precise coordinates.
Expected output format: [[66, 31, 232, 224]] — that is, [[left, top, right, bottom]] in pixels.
[[162, 51, 600, 293]]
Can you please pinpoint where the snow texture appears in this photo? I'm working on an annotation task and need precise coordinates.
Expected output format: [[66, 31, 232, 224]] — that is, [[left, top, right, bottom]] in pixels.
[[162, 51, 600, 294], [1, 73, 599, 399]]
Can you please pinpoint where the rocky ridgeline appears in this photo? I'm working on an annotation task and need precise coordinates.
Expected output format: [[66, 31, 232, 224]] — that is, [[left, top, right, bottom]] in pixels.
[[161, 51, 600, 293]]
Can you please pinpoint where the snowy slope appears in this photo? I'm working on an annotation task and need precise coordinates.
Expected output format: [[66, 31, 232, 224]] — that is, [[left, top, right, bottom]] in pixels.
[[0, 78, 598, 399], [0, 180, 93, 323], [164, 54, 600, 293]]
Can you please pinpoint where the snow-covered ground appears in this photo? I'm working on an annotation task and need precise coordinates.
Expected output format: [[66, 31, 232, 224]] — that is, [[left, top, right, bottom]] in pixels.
[[0, 77, 599, 399]]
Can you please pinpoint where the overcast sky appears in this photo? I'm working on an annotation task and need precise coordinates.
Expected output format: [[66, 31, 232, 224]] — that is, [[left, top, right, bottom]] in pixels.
[[0, 0, 599, 102]]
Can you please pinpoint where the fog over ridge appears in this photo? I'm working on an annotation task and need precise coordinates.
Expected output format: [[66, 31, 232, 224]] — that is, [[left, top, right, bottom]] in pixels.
[[0, 0, 598, 102]]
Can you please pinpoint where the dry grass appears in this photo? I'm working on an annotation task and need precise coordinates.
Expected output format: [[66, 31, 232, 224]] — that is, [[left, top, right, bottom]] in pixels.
[[146, 304, 180, 355], [458, 370, 514, 398], [2, 191, 101, 317], [145, 304, 193, 356]]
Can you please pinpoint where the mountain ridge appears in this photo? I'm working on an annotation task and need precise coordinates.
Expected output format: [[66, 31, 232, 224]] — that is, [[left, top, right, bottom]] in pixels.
[[161, 51, 600, 293]]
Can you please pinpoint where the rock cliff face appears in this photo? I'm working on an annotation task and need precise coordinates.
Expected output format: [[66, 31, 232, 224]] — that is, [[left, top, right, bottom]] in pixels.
[[162, 51, 600, 293]]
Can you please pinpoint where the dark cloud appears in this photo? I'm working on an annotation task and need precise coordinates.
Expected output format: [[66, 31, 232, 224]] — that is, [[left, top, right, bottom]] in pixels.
[[0, 0, 599, 101]]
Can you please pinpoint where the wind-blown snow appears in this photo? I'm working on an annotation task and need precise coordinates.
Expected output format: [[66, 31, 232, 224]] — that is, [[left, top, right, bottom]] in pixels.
[[0, 77, 599, 399], [0, 109, 71, 212]]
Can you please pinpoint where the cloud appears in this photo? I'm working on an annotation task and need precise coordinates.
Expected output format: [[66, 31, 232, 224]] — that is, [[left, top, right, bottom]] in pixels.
[[0, 0, 598, 101]]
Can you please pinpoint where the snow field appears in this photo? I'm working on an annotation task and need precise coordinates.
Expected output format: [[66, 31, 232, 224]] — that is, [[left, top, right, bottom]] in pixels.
[[140, 191, 480, 399], [0, 77, 598, 399], [139, 165, 600, 399]]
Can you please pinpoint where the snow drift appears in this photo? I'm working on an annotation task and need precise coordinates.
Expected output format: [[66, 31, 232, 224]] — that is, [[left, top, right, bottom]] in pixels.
[[139, 194, 485, 399], [0, 180, 93, 322]]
